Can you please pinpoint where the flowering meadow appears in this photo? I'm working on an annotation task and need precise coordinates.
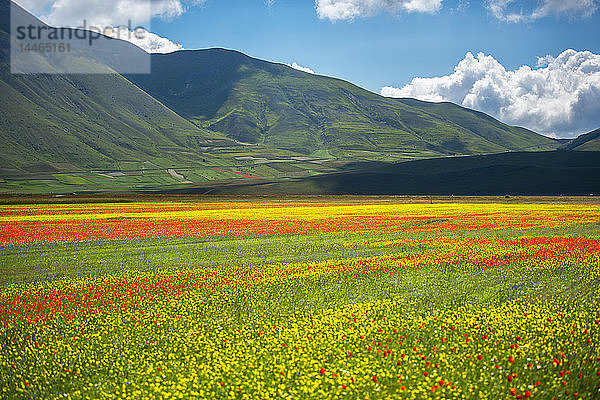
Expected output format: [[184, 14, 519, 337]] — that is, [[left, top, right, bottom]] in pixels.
[[0, 200, 599, 399]]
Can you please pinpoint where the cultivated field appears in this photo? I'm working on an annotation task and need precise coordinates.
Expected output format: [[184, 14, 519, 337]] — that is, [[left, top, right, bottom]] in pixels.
[[0, 199, 599, 399]]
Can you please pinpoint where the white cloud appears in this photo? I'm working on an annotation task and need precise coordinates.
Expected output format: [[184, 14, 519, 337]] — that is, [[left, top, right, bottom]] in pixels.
[[453, 0, 469, 12], [14, 0, 206, 26], [315, 0, 443, 21], [486, 0, 599, 23], [381, 50, 600, 138], [13, 0, 186, 54], [13, 0, 53, 15], [288, 62, 315, 74], [105, 27, 183, 53]]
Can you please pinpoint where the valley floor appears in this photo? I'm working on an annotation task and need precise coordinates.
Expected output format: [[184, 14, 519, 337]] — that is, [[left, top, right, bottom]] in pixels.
[[0, 198, 599, 399]]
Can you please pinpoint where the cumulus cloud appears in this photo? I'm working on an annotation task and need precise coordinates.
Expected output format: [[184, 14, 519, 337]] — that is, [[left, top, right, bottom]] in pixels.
[[486, 0, 599, 23], [315, 0, 443, 21], [14, 0, 206, 26], [13, 0, 187, 53], [288, 62, 315, 74], [381, 50, 600, 138], [12, 0, 53, 15], [103, 27, 183, 53]]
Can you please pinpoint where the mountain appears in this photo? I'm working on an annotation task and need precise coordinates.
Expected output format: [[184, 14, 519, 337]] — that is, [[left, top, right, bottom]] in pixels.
[[0, 1, 576, 195], [561, 128, 600, 151], [126, 49, 558, 157], [395, 99, 559, 151], [195, 151, 600, 196], [0, 0, 230, 174]]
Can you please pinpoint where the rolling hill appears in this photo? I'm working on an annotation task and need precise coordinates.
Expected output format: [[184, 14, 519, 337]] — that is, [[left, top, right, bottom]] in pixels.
[[127, 49, 558, 158], [0, 0, 232, 174], [561, 128, 600, 151]]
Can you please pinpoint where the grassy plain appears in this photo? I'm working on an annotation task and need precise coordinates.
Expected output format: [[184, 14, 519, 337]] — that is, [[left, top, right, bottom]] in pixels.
[[0, 198, 599, 399]]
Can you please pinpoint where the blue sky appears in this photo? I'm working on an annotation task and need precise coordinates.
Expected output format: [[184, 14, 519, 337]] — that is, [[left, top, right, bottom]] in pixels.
[[150, 0, 600, 93]]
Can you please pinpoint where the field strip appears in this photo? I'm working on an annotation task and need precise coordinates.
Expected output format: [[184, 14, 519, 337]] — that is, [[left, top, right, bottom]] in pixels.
[[1, 203, 599, 222]]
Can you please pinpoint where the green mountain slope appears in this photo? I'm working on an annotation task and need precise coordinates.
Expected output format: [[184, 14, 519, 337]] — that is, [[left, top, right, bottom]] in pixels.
[[127, 49, 558, 157], [0, 1, 229, 173], [561, 128, 600, 151], [396, 99, 559, 151]]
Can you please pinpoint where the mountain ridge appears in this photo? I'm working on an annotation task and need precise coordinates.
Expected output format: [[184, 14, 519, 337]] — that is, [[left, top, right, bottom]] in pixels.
[[560, 128, 600, 151], [126, 48, 558, 157], [0, 0, 233, 173]]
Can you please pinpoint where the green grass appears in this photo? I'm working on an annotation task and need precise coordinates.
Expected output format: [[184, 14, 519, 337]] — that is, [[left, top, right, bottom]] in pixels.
[[2, 221, 598, 287], [52, 174, 90, 185]]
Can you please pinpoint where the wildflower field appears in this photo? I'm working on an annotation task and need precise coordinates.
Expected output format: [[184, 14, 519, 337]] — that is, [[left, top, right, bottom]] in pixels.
[[0, 199, 599, 399]]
